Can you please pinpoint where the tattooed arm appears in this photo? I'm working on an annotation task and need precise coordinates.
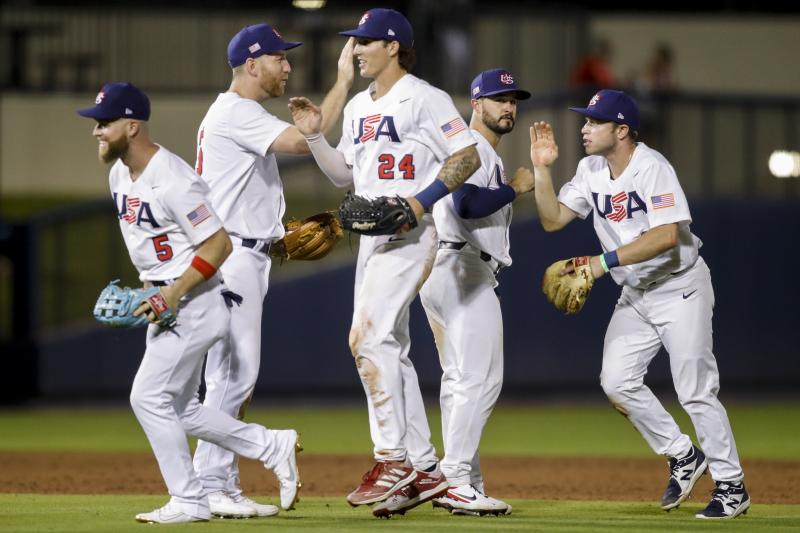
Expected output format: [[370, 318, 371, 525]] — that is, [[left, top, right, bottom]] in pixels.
[[407, 145, 481, 221]]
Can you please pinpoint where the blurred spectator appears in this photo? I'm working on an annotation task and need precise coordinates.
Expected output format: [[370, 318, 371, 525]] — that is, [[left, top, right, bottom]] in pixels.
[[569, 38, 615, 89], [636, 43, 677, 94]]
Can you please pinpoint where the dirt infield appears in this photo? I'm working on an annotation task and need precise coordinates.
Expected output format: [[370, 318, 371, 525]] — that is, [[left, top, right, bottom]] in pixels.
[[1, 452, 797, 504]]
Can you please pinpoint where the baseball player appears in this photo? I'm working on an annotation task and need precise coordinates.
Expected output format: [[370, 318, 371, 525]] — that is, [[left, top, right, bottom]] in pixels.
[[288, 8, 482, 517], [78, 82, 300, 524], [530, 89, 749, 519], [190, 24, 354, 518], [415, 68, 533, 517]]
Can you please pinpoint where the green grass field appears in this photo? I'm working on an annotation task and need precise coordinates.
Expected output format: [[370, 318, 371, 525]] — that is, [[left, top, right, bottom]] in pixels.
[[1, 403, 799, 532], [1, 403, 798, 458], [1, 495, 798, 533]]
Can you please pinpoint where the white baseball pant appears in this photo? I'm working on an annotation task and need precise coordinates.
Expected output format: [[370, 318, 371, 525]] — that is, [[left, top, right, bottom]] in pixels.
[[193, 244, 272, 496], [600, 256, 744, 482], [420, 245, 504, 487], [129, 277, 290, 517], [350, 215, 439, 469]]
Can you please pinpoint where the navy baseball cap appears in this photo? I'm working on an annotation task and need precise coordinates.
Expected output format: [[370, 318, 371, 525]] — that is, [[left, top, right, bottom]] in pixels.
[[470, 68, 531, 100], [339, 8, 414, 48], [227, 23, 302, 67], [569, 89, 640, 130], [77, 82, 150, 121]]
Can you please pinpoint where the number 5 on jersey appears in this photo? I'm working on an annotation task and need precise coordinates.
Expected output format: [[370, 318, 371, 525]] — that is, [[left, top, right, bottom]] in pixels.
[[152, 235, 173, 262], [378, 153, 415, 180]]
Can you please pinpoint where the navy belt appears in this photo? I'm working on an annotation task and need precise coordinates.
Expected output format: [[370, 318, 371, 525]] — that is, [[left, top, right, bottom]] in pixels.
[[437, 240, 493, 263], [152, 280, 168, 286], [240, 238, 272, 255]]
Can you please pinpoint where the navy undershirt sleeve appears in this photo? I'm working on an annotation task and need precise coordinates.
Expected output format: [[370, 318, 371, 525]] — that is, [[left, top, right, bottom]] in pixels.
[[452, 183, 516, 219]]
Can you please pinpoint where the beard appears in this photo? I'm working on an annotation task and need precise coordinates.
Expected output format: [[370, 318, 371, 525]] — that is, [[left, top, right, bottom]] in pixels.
[[483, 111, 515, 135], [99, 135, 129, 163], [259, 63, 286, 98]]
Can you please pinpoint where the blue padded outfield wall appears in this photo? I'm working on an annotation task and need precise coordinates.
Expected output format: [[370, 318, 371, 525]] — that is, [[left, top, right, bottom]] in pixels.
[[39, 200, 800, 399]]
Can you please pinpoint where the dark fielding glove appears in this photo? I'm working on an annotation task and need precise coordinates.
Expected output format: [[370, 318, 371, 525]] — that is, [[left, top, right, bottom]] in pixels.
[[93, 280, 177, 328], [338, 191, 418, 236]]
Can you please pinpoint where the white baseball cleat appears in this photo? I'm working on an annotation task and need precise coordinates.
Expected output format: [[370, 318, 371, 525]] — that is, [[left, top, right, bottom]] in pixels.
[[134, 501, 210, 524], [208, 491, 257, 518], [432, 484, 512, 516], [231, 494, 280, 517], [270, 429, 302, 511]]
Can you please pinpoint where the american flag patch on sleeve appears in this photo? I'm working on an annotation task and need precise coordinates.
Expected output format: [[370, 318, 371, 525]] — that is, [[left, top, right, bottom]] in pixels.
[[651, 193, 675, 209], [440, 117, 466, 138], [187, 204, 211, 226]]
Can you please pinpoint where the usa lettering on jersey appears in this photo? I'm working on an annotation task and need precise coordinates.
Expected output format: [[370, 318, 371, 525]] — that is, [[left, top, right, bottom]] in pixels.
[[114, 192, 161, 228], [354, 114, 400, 144], [592, 191, 647, 221]]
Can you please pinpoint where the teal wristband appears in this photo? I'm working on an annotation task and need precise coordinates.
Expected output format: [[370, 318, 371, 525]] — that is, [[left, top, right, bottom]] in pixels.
[[599, 255, 610, 273]]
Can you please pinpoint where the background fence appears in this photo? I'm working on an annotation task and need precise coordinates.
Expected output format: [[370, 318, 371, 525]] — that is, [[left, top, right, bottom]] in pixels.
[[1, 4, 799, 403]]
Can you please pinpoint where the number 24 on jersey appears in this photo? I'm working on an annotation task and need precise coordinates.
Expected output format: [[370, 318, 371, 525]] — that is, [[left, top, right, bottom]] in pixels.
[[378, 153, 415, 180]]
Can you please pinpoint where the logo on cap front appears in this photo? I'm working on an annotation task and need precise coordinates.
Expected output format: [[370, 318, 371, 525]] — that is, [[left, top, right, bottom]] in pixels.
[[500, 73, 514, 85], [249, 43, 261, 53], [589, 93, 601, 106], [95, 92, 105, 104], [359, 12, 370, 25]]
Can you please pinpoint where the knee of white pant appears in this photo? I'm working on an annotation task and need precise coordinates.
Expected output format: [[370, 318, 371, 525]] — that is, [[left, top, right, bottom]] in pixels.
[[349, 323, 392, 360], [486, 369, 503, 391], [675, 384, 720, 409], [600, 372, 635, 404], [348, 325, 360, 357], [129, 385, 159, 415]]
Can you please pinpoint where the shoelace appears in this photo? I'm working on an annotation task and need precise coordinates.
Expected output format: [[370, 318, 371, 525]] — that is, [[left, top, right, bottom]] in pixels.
[[668, 449, 694, 478], [709, 482, 740, 504]]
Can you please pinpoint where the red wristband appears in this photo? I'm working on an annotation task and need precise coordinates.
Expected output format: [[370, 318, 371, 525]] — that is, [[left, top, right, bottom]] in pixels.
[[191, 255, 217, 280]]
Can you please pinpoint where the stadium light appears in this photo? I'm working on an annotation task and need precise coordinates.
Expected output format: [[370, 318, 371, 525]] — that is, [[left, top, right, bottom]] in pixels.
[[768, 150, 800, 178], [293, 0, 326, 9]]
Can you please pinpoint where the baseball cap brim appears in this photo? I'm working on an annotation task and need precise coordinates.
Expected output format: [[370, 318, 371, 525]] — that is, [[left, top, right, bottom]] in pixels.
[[568, 106, 613, 122], [77, 106, 122, 120], [274, 41, 302, 52], [480, 88, 532, 100], [338, 28, 384, 41]]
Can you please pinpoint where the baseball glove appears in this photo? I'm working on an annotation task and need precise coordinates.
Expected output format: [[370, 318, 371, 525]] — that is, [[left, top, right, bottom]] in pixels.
[[270, 212, 343, 260], [93, 279, 177, 328], [338, 191, 418, 236], [542, 256, 595, 315]]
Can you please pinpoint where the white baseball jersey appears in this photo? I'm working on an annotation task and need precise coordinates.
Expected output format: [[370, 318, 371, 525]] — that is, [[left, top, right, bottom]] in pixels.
[[561, 143, 746, 483], [433, 130, 512, 266], [195, 92, 291, 241], [342, 74, 474, 469], [109, 145, 223, 282], [337, 74, 476, 197], [558, 142, 700, 289]]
